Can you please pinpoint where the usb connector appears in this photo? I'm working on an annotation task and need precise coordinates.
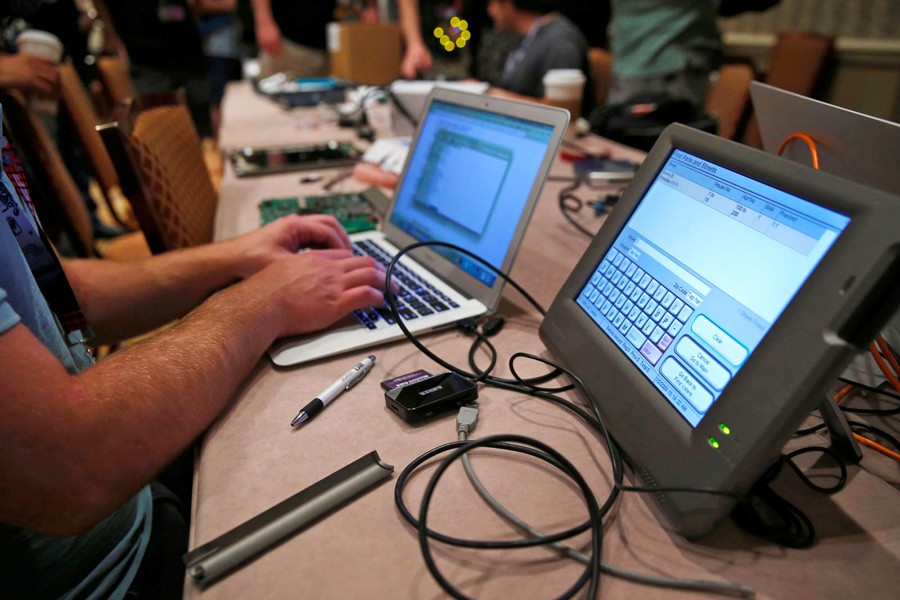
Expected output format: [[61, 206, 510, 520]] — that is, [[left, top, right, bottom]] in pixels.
[[456, 404, 480, 438]]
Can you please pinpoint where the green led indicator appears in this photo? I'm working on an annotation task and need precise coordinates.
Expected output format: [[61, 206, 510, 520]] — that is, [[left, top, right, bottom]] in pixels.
[[718, 423, 732, 435], [708, 437, 720, 449]]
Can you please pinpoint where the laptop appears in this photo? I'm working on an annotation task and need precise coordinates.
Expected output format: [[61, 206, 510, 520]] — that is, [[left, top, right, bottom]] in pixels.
[[269, 88, 569, 366], [541, 123, 900, 538], [751, 81, 900, 196]]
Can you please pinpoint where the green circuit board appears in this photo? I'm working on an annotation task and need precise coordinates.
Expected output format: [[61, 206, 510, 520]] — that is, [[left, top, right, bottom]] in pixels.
[[258, 192, 378, 234]]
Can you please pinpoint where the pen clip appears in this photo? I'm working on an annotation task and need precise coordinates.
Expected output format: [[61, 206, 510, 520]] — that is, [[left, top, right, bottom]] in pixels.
[[344, 361, 373, 390], [345, 372, 364, 391]]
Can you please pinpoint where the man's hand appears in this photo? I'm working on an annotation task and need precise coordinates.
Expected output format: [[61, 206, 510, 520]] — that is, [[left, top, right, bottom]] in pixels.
[[0, 54, 59, 96], [401, 42, 433, 79], [255, 15, 283, 57], [224, 249, 388, 339], [225, 214, 354, 279]]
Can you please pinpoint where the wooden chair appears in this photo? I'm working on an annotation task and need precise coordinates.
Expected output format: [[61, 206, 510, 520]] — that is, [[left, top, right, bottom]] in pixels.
[[705, 62, 756, 140], [58, 60, 137, 229], [98, 93, 218, 254], [587, 47, 613, 107], [94, 55, 137, 117], [742, 31, 835, 148], [0, 90, 150, 260]]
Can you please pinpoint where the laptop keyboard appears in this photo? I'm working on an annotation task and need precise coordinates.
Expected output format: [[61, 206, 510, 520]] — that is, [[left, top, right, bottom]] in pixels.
[[351, 239, 460, 330], [583, 247, 694, 366]]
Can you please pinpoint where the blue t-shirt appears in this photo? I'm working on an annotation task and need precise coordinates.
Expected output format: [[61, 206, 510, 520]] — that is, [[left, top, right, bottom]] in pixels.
[[0, 154, 151, 598]]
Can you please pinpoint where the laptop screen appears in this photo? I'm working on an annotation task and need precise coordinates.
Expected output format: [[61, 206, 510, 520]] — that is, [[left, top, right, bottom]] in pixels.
[[574, 148, 850, 427], [388, 99, 556, 287]]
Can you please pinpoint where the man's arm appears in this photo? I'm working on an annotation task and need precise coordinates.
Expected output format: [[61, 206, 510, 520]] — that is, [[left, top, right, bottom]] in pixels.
[[0, 245, 385, 537], [250, 0, 283, 57], [66, 214, 351, 342], [397, 0, 432, 78]]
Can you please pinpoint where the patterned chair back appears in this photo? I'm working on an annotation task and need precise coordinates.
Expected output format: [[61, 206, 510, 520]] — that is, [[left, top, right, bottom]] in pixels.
[[99, 93, 217, 254]]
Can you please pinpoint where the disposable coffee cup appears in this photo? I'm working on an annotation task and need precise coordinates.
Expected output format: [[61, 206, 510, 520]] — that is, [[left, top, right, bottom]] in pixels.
[[542, 68, 585, 122], [16, 29, 64, 115]]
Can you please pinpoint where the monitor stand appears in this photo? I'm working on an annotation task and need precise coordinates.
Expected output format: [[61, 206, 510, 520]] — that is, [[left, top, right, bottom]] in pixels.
[[819, 395, 863, 464]]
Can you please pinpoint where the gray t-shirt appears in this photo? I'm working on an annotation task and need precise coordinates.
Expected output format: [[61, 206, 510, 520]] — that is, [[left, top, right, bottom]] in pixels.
[[499, 13, 593, 110]]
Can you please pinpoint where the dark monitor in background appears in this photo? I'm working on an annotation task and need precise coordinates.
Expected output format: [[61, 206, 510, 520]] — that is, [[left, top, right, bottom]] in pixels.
[[540, 123, 900, 538], [751, 81, 900, 196]]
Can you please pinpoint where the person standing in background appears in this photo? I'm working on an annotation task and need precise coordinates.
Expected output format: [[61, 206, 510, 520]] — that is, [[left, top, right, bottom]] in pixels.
[[251, 0, 336, 78], [195, 0, 244, 138], [105, 0, 213, 137], [607, 0, 722, 111]]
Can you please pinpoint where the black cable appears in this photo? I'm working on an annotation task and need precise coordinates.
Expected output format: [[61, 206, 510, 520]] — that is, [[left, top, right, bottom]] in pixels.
[[384, 241, 564, 389], [386, 87, 418, 129], [557, 178, 596, 238], [409, 434, 604, 600], [847, 421, 900, 452], [836, 378, 900, 416], [460, 319, 562, 388], [795, 420, 900, 452], [395, 440, 596, 549], [782, 446, 848, 494], [731, 446, 847, 548], [463, 326, 498, 384]]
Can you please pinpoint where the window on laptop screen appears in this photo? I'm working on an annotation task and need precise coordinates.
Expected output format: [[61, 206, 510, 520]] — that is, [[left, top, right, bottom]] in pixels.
[[389, 99, 555, 287], [575, 149, 851, 427]]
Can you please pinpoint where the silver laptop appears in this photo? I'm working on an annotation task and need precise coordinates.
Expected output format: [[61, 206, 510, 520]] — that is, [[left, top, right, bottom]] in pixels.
[[751, 81, 900, 196], [269, 88, 569, 366]]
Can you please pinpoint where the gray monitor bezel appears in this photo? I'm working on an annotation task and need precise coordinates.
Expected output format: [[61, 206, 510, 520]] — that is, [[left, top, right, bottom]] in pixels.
[[539, 123, 900, 538]]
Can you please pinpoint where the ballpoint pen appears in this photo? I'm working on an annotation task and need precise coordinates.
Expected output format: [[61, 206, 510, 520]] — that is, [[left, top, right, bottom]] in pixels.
[[291, 355, 376, 427]]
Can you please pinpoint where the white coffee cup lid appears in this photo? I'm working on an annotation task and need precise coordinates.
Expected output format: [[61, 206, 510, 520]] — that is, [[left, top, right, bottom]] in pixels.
[[543, 69, 586, 85], [16, 29, 63, 47]]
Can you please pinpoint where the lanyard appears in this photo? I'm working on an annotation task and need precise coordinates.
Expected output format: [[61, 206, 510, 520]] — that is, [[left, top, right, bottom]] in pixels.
[[1, 133, 94, 347]]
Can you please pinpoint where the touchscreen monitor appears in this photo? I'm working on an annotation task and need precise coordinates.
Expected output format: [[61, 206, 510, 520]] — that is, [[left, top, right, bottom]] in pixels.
[[540, 124, 900, 538]]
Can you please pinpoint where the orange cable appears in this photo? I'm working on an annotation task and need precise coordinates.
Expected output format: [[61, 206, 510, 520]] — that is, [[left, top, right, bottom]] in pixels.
[[853, 433, 900, 463], [833, 383, 855, 404], [870, 341, 900, 392], [875, 335, 900, 385], [776, 132, 820, 170]]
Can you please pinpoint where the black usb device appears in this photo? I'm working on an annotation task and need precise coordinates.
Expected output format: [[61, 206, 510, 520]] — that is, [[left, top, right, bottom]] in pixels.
[[384, 372, 478, 424]]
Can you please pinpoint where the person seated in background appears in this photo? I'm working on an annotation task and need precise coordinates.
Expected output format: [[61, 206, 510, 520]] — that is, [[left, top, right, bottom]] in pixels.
[[485, 0, 594, 113], [606, 0, 723, 112], [398, 0, 609, 85], [0, 130, 389, 598]]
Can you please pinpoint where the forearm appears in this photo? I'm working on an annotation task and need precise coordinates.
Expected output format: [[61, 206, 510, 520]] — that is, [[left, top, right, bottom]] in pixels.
[[0, 280, 280, 535], [2, 213, 388, 535], [251, 0, 275, 26], [64, 239, 248, 342], [397, 0, 426, 48]]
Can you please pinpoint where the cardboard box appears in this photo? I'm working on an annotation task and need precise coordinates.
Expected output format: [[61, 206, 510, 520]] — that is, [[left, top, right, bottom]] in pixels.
[[328, 22, 402, 86]]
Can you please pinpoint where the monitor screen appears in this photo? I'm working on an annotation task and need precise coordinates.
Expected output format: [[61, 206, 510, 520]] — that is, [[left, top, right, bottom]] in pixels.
[[388, 99, 555, 287], [574, 149, 850, 427]]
